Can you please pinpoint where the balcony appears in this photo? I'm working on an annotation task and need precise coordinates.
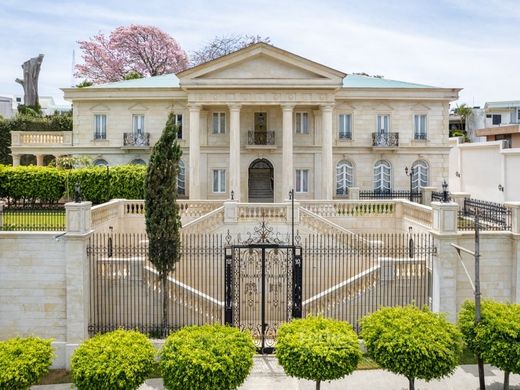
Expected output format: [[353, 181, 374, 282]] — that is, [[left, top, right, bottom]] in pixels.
[[123, 132, 150, 149], [372, 132, 399, 148], [247, 131, 276, 149], [11, 131, 72, 147]]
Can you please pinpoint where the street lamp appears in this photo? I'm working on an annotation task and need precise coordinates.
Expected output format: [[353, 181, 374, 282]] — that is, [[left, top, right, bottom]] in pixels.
[[404, 166, 415, 202]]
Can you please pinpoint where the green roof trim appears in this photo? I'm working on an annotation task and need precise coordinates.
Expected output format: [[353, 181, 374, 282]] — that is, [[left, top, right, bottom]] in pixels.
[[92, 73, 180, 89], [342, 74, 435, 88]]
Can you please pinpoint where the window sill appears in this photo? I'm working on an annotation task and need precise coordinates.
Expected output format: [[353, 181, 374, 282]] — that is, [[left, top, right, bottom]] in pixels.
[[91, 139, 109, 143]]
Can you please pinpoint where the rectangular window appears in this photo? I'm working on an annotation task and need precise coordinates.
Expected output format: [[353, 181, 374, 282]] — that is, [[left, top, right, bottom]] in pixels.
[[377, 115, 390, 134], [517, 109, 520, 122], [173, 114, 183, 138], [212, 169, 226, 193], [132, 114, 145, 134], [338, 114, 352, 139], [295, 112, 309, 134], [212, 112, 226, 134], [295, 169, 309, 193], [492, 114, 501, 125], [414, 114, 427, 140], [94, 114, 106, 140]]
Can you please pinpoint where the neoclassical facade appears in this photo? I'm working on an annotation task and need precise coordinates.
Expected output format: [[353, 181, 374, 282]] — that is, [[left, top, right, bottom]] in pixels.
[[11, 43, 460, 201]]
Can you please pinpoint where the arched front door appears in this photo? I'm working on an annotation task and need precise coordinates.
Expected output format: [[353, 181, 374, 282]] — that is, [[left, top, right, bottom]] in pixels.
[[248, 159, 274, 203]]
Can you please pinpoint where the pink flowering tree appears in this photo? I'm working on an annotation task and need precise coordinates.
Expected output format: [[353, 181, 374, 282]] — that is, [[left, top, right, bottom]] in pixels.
[[75, 25, 189, 84]]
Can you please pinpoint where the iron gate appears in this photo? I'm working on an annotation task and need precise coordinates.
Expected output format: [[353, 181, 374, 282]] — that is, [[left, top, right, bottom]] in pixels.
[[224, 224, 302, 353]]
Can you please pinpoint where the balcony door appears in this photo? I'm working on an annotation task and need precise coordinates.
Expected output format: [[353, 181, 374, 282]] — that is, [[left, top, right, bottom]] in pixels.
[[248, 158, 274, 203]]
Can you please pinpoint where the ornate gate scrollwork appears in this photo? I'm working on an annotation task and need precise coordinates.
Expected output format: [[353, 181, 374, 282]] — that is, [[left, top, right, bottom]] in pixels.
[[224, 221, 302, 353]]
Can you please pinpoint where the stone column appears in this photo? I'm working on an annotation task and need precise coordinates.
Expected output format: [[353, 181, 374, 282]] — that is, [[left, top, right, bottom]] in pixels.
[[229, 104, 241, 201], [188, 105, 201, 199], [282, 105, 294, 199], [430, 201, 460, 321], [36, 154, 44, 166], [321, 105, 334, 200], [506, 203, 520, 302], [12, 154, 20, 167], [421, 186, 436, 206], [64, 201, 93, 368]]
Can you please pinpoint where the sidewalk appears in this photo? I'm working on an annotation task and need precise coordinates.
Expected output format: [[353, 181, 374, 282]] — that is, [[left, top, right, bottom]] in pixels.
[[32, 355, 520, 390]]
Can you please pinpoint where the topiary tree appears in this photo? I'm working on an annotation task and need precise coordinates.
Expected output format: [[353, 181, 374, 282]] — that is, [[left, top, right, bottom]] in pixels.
[[459, 300, 520, 390], [160, 324, 256, 390], [71, 329, 155, 390], [145, 112, 182, 336], [361, 306, 462, 390], [276, 316, 361, 390], [0, 336, 54, 389]]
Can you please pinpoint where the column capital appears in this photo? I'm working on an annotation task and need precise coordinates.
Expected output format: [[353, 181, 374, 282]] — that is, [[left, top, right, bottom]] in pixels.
[[281, 104, 295, 112], [187, 103, 202, 112], [228, 104, 242, 111], [320, 104, 335, 112]]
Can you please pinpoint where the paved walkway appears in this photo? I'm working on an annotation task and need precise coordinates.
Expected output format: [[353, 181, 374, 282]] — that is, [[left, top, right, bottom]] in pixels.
[[32, 356, 520, 390]]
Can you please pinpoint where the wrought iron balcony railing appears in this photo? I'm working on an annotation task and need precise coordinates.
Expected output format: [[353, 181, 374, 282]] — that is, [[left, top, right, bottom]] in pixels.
[[123, 132, 150, 147], [414, 132, 427, 140], [372, 132, 399, 147], [248, 131, 275, 146]]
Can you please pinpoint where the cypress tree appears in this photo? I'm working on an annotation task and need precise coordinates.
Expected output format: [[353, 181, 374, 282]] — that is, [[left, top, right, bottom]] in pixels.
[[144, 112, 182, 336]]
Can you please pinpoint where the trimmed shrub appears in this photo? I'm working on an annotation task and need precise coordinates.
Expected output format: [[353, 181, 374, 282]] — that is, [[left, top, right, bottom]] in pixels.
[[160, 324, 256, 390], [361, 306, 462, 390], [276, 316, 361, 390], [71, 329, 155, 390], [0, 336, 54, 389], [110, 164, 146, 199], [459, 300, 520, 390]]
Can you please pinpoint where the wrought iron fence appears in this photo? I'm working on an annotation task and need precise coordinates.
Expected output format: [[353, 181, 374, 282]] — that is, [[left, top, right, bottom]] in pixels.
[[0, 203, 65, 231], [88, 230, 434, 339], [431, 191, 445, 202], [458, 198, 512, 231], [360, 190, 422, 203]]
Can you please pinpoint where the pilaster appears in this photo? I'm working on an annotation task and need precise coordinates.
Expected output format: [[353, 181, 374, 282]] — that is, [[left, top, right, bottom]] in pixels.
[[188, 104, 201, 199], [320, 105, 334, 200], [229, 104, 241, 201], [282, 105, 294, 198]]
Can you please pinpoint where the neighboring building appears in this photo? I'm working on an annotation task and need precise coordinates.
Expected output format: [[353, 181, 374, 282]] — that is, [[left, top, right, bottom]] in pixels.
[[0, 95, 71, 117], [0, 96, 14, 118], [475, 101, 520, 148], [11, 43, 460, 201]]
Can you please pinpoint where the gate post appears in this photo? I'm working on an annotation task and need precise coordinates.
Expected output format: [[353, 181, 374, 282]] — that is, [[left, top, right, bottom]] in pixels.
[[292, 247, 303, 318], [224, 247, 233, 325]]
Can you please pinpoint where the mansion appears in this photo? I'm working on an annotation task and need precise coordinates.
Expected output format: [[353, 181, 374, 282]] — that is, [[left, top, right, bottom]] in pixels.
[[11, 43, 460, 202]]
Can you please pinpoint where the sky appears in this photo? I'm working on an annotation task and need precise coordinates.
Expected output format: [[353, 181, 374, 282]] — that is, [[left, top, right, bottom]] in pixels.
[[1, 0, 519, 107]]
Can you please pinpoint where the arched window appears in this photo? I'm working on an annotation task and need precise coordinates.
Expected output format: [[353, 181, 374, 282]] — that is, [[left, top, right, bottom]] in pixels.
[[130, 158, 146, 165], [412, 160, 429, 191], [93, 159, 108, 167], [374, 160, 391, 192], [178, 160, 186, 196], [336, 160, 353, 196]]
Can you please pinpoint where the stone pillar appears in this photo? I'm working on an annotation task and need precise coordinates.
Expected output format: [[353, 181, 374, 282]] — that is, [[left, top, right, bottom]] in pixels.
[[223, 200, 238, 224], [188, 105, 201, 199], [36, 154, 44, 166], [506, 202, 520, 303], [421, 186, 435, 206], [282, 105, 294, 199], [321, 105, 334, 200], [11, 154, 20, 167], [451, 192, 471, 211], [349, 187, 360, 200], [430, 201, 460, 321], [506, 202, 520, 234], [64, 201, 93, 368], [229, 104, 241, 201]]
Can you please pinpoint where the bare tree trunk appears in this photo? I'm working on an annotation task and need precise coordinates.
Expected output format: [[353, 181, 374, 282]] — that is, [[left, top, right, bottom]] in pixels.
[[504, 370, 510, 390], [316, 380, 320, 390], [162, 275, 168, 338], [408, 377, 415, 390]]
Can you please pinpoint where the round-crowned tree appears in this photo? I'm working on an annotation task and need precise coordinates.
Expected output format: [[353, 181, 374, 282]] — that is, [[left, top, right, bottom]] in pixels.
[[361, 306, 462, 390], [459, 300, 520, 390], [276, 316, 361, 390], [71, 329, 155, 390], [160, 324, 256, 390]]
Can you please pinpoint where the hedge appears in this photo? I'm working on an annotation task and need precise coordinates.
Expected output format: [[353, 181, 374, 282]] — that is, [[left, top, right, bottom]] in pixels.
[[71, 329, 155, 390], [361, 306, 463, 390], [276, 316, 361, 390], [0, 113, 72, 165], [0, 337, 55, 389], [0, 164, 146, 205], [160, 324, 256, 390]]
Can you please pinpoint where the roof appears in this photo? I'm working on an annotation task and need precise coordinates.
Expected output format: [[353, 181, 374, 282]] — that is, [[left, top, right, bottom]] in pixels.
[[484, 101, 520, 109], [343, 74, 435, 88], [92, 73, 180, 89]]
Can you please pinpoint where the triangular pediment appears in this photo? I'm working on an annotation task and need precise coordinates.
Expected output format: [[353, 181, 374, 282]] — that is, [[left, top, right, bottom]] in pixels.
[[411, 103, 432, 111], [128, 103, 149, 112], [89, 104, 110, 112], [177, 43, 346, 89]]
